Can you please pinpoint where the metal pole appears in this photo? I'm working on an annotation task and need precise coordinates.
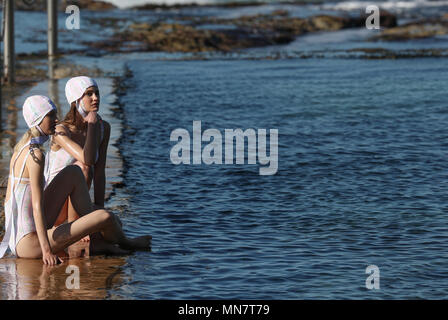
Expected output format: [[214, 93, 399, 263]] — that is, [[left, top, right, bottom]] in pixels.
[[48, 0, 57, 58], [3, 0, 14, 83], [48, 76, 60, 115]]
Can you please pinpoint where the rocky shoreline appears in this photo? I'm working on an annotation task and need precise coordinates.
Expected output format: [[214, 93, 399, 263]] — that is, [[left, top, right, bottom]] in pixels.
[[13, 1, 448, 57], [370, 15, 448, 41], [131, 0, 323, 10], [89, 10, 397, 54], [12, 1, 448, 53]]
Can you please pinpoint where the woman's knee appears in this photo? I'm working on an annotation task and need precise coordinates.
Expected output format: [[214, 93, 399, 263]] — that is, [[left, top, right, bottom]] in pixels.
[[63, 165, 84, 181], [65, 165, 89, 187], [94, 209, 114, 227]]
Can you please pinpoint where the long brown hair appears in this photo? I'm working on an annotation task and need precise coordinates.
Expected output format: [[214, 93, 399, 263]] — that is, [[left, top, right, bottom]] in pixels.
[[61, 102, 86, 133], [49, 103, 86, 152]]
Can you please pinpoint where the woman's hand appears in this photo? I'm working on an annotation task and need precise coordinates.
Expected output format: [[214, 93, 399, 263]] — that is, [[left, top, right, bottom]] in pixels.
[[85, 111, 98, 124], [42, 250, 63, 266]]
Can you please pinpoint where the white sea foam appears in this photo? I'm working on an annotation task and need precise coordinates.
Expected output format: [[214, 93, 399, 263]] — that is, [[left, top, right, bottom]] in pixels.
[[104, 0, 231, 9], [322, 0, 448, 11], [103, 0, 448, 10]]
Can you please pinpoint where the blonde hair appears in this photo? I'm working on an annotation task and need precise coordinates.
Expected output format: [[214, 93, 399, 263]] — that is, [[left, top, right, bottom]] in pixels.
[[13, 127, 44, 153]]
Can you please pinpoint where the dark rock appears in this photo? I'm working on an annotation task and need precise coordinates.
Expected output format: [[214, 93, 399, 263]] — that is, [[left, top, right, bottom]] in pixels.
[[131, 1, 324, 11], [379, 10, 398, 28], [371, 18, 448, 41], [62, 0, 116, 11], [111, 11, 382, 53]]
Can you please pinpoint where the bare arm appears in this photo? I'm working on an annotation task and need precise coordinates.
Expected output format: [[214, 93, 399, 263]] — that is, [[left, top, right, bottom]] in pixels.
[[27, 148, 62, 265], [83, 112, 100, 166], [53, 113, 99, 166], [94, 121, 110, 207]]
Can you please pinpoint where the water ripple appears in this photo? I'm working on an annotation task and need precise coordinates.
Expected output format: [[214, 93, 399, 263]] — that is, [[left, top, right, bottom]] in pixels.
[[113, 58, 448, 299]]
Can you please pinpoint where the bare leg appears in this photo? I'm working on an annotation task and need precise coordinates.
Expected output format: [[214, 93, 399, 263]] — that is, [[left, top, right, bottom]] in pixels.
[[16, 165, 151, 259], [53, 199, 68, 227], [42, 165, 94, 228], [17, 208, 150, 258], [68, 161, 93, 222], [17, 209, 122, 257], [50, 209, 151, 253]]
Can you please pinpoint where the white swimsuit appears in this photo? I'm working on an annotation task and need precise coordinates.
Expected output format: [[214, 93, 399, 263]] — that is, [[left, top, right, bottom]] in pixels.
[[0, 144, 38, 258], [44, 121, 104, 186]]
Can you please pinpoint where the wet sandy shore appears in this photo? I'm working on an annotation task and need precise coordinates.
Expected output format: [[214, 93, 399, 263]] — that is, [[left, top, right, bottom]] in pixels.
[[0, 244, 128, 300], [1, 1, 448, 299]]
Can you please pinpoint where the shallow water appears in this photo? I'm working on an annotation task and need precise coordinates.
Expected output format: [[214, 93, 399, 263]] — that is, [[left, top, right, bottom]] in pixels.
[[108, 58, 448, 299], [0, 254, 128, 300], [2, 0, 448, 60], [2, 1, 448, 300]]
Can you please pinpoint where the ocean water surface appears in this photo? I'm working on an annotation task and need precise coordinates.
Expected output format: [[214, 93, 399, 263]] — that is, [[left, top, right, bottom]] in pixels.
[[1, 0, 448, 300], [111, 58, 448, 299]]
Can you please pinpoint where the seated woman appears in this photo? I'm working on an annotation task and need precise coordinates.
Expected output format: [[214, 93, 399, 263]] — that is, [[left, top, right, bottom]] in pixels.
[[45, 76, 109, 240], [0, 95, 151, 265]]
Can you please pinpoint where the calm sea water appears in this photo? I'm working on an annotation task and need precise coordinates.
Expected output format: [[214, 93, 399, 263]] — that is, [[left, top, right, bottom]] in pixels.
[[110, 58, 448, 299], [2, 0, 448, 300]]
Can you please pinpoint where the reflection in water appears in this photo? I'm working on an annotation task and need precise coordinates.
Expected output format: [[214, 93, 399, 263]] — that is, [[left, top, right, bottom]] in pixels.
[[48, 83, 61, 117], [48, 57, 61, 116], [7, 99, 18, 149], [48, 56, 56, 81], [0, 96, 18, 178], [0, 247, 129, 300]]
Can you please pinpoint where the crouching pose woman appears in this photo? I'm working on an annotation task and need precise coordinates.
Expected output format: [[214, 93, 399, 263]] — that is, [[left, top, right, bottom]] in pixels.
[[0, 96, 151, 265], [46, 76, 109, 241]]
